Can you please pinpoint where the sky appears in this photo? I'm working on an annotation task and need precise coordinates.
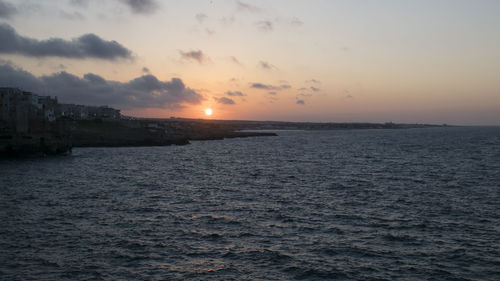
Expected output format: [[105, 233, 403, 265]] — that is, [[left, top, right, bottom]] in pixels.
[[0, 0, 499, 125]]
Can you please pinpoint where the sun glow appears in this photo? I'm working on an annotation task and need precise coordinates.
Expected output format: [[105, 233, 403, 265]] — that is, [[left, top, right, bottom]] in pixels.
[[205, 108, 213, 116]]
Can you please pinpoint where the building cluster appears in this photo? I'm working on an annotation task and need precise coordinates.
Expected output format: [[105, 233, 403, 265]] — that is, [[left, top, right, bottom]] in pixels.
[[59, 104, 121, 120], [0, 87, 59, 134], [0, 87, 121, 134]]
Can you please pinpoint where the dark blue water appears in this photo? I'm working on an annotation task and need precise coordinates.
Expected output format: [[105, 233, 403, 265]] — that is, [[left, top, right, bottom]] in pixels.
[[1, 127, 499, 280]]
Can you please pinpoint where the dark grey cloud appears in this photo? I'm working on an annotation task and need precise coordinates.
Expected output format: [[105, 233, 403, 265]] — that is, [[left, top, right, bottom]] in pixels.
[[120, 0, 158, 14], [237, 1, 261, 13], [179, 49, 209, 64], [226, 91, 245, 96], [142, 67, 150, 73], [250, 83, 290, 91], [0, 62, 202, 109], [0, 0, 17, 18], [296, 99, 305, 105], [215, 97, 235, 105], [0, 23, 132, 60], [256, 20, 273, 32], [196, 13, 208, 23]]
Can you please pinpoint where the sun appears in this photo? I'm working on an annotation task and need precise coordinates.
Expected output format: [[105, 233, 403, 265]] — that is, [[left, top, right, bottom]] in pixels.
[[204, 108, 213, 116]]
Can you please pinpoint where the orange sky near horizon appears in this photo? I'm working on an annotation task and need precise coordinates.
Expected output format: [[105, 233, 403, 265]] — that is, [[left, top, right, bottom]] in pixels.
[[1, 0, 499, 125]]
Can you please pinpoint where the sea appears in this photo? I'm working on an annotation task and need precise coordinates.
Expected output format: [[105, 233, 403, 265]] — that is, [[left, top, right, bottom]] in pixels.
[[1, 126, 499, 280]]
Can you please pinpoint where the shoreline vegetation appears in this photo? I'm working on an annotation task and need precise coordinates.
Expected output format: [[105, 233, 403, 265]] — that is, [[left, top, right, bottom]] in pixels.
[[1, 87, 447, 157]]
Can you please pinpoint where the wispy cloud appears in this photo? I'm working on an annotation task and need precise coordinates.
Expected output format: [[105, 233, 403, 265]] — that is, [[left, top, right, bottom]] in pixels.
[[250, 83, 291, 91], [306, 79, 321, 84], [0, 23, 132, 60], [310, 86, 320, 92], [120, 0, 159, 14], [226, 91, 245, 96], [142, 67, 150, 73], [220, 16, 235, 26], [0, 61, 202, 109], [0, 0, 17, 18], [230, 56, 243, 66], [179, 50, 210, 64], [297, 93, 312, 98], [69, 0, 89, 7], [59, 10, 85, 20], [236, 1, 262, 13], [196, 13, 208, 23], [256, 20, 273, 32], [215, 96, 235, 105], [296, 99, 305, 105], [290, 17, 303, 26], [268, 91, 277, 95], [259, 61, 276, 70]]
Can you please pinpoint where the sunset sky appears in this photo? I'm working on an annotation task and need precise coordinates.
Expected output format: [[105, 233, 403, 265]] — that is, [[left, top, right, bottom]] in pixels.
[[1, 0, 499, 125]]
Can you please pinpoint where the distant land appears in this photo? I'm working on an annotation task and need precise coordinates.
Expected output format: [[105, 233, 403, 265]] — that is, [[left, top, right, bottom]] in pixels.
[[1, 87, 447, 156]]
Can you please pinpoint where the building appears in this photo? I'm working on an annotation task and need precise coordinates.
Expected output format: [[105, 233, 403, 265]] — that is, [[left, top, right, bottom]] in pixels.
[[60, 104, 121, 120], [0, 88, 60, 134]]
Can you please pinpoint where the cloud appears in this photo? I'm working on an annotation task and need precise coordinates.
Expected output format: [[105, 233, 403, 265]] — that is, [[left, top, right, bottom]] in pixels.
[[268, 91, 277, 95], [220, 16, 235, 26], [0, 62, 202, 109], [59, 10, 85, 20], [297, 93, 312, 98], [0, 0, 17, 18], [296, 99, 305, 105], [250, 83, 275, 90], [0, 23, 132, 60], [236, 1, 261, 13], [215, 96, 235, 105], [69, 0, 89, 7], [196, 13, 208, 23], [250, 82, 290, 91], [120, 0, 158, 14], [205, 28, 215, 35], [256, 20, 273, 32], [229, 56, 243, 66], [290, 17, 303, 26], [310, 86, 320, 92], [226, 91, 245, 96], [142, 67, 150, 73], [259, 61, 276, 70], [179, 49, 209, 64], [306, 79, 320, 84]]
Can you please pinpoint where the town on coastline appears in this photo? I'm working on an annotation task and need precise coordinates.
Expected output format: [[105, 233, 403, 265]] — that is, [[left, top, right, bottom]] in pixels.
[[1, 87, 443, 156], [0, 87, 276, 156]]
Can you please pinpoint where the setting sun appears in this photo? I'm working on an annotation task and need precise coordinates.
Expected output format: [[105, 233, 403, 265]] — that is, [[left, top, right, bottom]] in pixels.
[[204, 108, 213, 116]]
